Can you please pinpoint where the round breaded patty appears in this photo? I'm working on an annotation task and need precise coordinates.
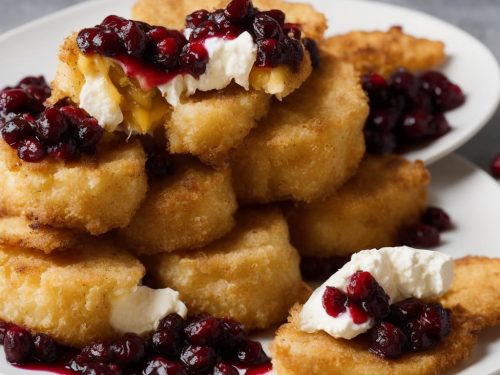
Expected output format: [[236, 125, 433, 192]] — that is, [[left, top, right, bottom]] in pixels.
[[231, 52, 369, 204], [0, 241, 144, 348], [144, 208, 304, 329], [286, 155, 430, 257], [118, 158, 237, 255], [271, 304, 481, 375], [0, 136, 148, 235]]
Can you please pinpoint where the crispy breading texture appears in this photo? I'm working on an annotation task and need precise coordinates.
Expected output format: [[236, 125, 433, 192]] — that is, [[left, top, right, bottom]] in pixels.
[[0, 217, 82, 254], [286, 155, 430, 257], [132, 0, 327, 40], [167, 86, 270, 165], [117, 159, 237, 255], [144, 208, 304, 329], [441, 256, 500, 327], [0, 242, 144, 348], [231, 52, 369, 204], [0, 136, 148, 235], [271, 304, 481, 375], [322, 26, 446, 77]]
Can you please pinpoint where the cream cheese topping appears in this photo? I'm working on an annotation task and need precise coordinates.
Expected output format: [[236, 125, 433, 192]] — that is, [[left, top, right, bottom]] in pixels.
[[110, 286, 187, 335], [299, 246, 454, 339]]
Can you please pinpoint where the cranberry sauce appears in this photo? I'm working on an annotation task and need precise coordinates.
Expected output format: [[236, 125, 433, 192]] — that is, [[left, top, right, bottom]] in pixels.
[[399, 206, 452, 249], [321, 271, 452, 359], [1, 313, 271, 375], [76, 0, 310, 89], [0, 77, 103, 163], [362, 69, 465, 154]]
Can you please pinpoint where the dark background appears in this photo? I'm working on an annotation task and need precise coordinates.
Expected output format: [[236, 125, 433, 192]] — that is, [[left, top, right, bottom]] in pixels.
[[1, 0, 499, 172]]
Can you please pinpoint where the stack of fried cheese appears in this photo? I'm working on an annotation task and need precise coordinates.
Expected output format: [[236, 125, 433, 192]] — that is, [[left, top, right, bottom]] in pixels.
[[0, 0, 450, 351]]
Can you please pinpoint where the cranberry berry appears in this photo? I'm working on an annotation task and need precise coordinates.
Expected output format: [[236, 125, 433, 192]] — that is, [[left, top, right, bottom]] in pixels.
[[214, 362, 239, 375], [111, 333, 146, 365], [422, 207, 452, 231], [399, 223, 440, 248], [143, 357, 187, 375], [322, 286, 347, 318], [3, 326, 33, 364], [32, 333, 58, 364], [370, 322, 407, 358], [235, 340, 270, 366], [180, 345, 216, 373], [184, 317, 222, 346]]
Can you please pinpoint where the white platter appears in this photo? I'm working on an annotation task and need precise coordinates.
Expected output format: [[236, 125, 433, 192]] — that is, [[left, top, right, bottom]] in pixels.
[[0, 0, 499, 374], [0, 0, 499, 165]]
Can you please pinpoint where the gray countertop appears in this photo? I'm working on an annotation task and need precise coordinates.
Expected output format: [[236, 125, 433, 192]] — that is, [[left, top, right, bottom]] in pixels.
[[1, 0, 499, 172]]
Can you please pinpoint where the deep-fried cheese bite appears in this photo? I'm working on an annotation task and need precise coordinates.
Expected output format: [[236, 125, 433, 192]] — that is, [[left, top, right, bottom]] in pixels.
[[0, 241, 144, 348], [322, 26, 446, 77], [271, 304, 481, 375], [0, 136, 148, 235], [117, 158, 237, 255], [231, 51, 369, 204], [441, 256, 500, 328], [0, 216, 82, 254], [286, 155, 430, 257], [143, 208, 304, 329]]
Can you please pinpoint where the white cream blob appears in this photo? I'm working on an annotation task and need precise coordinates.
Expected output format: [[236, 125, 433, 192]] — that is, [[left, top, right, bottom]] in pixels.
[[110, 286, 187, 335], [299, 246, 454, 340], [158, 31, 257, 106]]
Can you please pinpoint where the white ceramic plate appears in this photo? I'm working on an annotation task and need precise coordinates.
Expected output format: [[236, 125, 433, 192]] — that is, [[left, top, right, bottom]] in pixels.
[[1, 153, 499, 375], [0, 0, 499, 165], [0, 1, 499, 374]]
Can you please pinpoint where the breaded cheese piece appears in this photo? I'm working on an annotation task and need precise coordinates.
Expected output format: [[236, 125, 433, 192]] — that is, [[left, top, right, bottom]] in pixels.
[[441, 256, 500, 328], [286, 155, 430, 257], [0, 136, 148, 235], [117, 159, 237, 255], [231, 52, 369, 204], [0, 217, 82, 254], [0, 242, 144, 348], [132, 0, 328, 41], [143, 208, 304, 329], [271, 304, 481, 375], [167, 86, 270, 165], [322, 26, 446, 77]]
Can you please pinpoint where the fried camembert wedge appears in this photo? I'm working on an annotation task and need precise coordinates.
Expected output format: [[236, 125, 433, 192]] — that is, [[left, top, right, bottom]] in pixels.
[[286, 155, 430, 257], [143, 208, 305, 329], [322, 26, 446, 77], [231, 50, 369, 204], [272, 256, 500, 375]]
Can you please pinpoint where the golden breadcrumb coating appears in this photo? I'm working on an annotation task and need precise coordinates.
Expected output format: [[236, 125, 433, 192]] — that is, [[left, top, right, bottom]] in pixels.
[[167, 86, 270, 165], [0, 136, 148, 235], [322, 26, 446, 77], [0, 217, 82, 254], [271, 304, 481, 375], [286, 155, 430, 257], [441, 256, 500, 328], [231, 52, 369, 204], [132, 0, 327, 40], [117, 158, 237, 255], [143, 208, 304, 329], [0, 242, 144, 348]]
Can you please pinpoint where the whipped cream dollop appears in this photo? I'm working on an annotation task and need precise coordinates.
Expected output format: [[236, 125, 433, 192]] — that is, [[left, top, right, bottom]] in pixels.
[[158, 31, 257, 106], [110, 286, 187, 335], [299, 246, 454, 340]]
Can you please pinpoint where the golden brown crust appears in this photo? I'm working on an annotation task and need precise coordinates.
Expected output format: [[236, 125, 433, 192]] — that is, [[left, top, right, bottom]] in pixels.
[[441, 256, 500, 328], [286, 155, 430, 257], [322, 26, 446, 77], [0, 217, 83, 254], [231, 51, 369, 204], [144, 208, 304, 329], [0, 242, 144, 348], [271, 304, 481, 375], [0, 135, 148, 235], [117, 158, 237, 255]]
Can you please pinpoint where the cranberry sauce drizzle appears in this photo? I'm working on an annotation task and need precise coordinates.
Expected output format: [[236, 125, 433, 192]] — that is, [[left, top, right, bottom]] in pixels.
[[0, 77, 104, 163], [76, 0, 310, 89], [2, 313, 271, 375], [362, 69, 465, 154], [320, 271, 452, 359]]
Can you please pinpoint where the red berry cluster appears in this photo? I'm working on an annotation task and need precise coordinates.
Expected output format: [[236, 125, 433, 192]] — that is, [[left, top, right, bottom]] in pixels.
[[399, 206, 452, 249], [77, 0, 310, 79], [0, 313, 270, 375], [362, 69, 465, 154], [0, 77, 104, 163], [322, 271, 451, 359]]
